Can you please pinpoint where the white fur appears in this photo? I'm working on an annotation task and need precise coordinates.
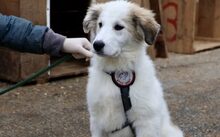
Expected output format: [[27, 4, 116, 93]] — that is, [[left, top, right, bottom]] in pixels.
[[85, 1, 183, 137]]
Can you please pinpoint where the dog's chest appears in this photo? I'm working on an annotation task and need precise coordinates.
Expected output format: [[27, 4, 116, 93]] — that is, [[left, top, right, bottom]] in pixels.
[[87, 72, 130, 128], [88, 75, 124, 113]]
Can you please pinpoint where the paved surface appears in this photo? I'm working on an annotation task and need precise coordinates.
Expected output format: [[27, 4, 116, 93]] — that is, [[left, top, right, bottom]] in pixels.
[[0, 49, 220, 137]]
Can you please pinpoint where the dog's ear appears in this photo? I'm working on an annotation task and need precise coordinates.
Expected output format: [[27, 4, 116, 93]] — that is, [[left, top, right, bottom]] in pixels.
[[83, 4, 103, 33], [132, 6, 160, 45]]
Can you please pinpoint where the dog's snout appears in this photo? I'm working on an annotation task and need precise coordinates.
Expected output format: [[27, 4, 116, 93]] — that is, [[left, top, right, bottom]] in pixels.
[[93, 41, 105, 52]]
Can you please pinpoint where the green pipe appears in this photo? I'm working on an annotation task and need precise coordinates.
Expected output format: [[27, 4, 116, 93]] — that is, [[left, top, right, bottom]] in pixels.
[[0, 55, 73, 95]]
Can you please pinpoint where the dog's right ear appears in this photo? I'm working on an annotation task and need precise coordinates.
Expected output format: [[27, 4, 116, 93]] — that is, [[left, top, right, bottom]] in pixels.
[[83, 4, 103, 33]]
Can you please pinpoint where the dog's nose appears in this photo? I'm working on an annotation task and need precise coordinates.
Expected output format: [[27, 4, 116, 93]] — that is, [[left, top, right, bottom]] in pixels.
[[93, 41, 105, 52]]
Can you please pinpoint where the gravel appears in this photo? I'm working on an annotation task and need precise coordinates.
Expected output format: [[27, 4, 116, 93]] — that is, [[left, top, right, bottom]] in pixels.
[[0, 48, 220, 137]]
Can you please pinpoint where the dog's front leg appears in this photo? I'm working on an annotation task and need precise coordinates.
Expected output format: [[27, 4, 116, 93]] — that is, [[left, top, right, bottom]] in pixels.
[[135, 117, 161, 137], [90, 119, 107, 137], [135, 126, 161, 137]]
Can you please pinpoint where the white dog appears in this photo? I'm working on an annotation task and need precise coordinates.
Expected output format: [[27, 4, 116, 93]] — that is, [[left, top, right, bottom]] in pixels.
[[83, 1, 183, 137]]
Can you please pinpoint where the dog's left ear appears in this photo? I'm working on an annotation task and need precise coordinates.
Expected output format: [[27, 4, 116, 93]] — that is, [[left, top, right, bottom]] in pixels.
[[132, 7, 160, 45]]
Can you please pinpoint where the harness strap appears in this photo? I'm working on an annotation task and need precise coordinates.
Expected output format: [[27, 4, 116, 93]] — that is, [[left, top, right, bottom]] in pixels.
[[120, 87, 136, 136], [120, 87, 132, 112], [106, 71, 136, 136], [111, 87, 136, 136]]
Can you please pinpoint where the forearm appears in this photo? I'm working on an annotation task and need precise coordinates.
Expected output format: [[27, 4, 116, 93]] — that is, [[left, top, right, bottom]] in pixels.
[[0, 15, 48, 54]]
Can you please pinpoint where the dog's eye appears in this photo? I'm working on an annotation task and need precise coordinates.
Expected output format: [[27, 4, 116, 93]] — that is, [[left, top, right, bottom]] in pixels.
[[114, 24, 124, 31], [98, 22, 102, 28]]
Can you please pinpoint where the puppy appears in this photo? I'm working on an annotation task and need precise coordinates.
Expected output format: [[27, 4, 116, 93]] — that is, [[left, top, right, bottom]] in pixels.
[[83, 1, 183, 137]]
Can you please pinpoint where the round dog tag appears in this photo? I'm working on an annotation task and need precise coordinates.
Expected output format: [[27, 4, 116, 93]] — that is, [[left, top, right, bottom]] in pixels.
[[112, 71, 135, 87]]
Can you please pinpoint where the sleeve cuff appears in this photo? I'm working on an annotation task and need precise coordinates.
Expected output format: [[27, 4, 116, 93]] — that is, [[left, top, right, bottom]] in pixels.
[[43, 29, 66, 56]]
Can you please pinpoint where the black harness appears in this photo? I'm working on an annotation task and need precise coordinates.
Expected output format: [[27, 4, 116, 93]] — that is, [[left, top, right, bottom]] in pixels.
[[106, 71, 136, 136]]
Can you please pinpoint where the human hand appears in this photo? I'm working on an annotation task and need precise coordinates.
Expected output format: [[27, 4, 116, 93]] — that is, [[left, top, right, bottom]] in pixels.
[[62, 38, 93, 59]]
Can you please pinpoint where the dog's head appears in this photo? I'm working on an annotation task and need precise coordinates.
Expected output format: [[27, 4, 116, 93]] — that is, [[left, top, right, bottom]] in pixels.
[[83, 1, 160, 57]]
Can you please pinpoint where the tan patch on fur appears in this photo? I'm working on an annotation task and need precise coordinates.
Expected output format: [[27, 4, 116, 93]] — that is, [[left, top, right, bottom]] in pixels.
[[123, 16, 144, 43], [83, 4, 103, 33], [127, 3, 160, 45]]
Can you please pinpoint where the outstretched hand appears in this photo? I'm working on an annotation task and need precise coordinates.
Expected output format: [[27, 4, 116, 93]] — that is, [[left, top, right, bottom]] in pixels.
[[62, 38, 93, 59]]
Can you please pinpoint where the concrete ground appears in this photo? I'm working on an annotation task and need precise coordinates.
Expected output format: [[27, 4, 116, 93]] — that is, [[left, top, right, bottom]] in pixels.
[[0, 48, 220, 137]]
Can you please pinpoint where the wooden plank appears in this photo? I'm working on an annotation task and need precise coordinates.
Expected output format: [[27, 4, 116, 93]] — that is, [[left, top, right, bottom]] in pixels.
[[19, 0, 49, 81], [177, 0, 196, 53], [195, 36, 220, 42], [193, 40, 220, 52], [150, 0, 162, 24], [0, 0, 20, 15], [0, 48, 21, 82], [159, 0, 178, 52], [20, 54, 49, 81], [160, 0, 197, 54], [49, 59, 89, 78], [0, 0, 21, 81], [194, 36, 220, 52], [133, 0, 150, 8], [213, 0, 220, 37], [20, 0, 47, 24], [196, 0, 215, 37]]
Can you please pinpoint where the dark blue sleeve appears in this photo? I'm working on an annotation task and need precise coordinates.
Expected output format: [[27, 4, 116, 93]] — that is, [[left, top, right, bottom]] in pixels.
[[0, 15, 48, 54]]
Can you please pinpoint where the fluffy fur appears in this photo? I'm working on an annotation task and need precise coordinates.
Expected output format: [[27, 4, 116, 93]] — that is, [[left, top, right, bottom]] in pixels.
[[83, 1, 183, 137]]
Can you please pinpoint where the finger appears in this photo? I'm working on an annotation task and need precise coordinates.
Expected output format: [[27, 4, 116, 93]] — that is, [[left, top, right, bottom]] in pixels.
[[85, 58, 90, 62], [82, 39, 92, 50], [79, 47, 93, 58]]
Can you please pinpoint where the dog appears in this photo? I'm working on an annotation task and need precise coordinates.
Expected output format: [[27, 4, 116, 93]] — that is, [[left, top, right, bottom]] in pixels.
[[83, 1, 183, 137]]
